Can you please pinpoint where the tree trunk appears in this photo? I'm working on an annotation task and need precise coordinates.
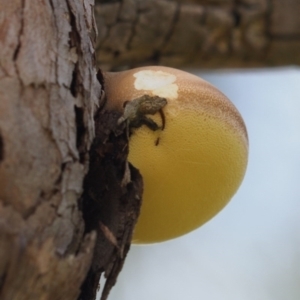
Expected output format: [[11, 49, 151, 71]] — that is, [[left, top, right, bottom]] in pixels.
[[95, 0, 300, 70], [0, 0, 98, 298], [0, 1, 142, 300]]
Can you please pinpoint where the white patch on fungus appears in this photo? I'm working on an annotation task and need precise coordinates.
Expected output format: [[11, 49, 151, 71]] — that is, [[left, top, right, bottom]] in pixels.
[[133, 70, 178, 99]]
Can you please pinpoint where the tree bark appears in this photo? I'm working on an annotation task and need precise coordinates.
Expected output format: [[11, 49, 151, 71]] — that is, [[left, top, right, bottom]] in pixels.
[[0, 0, 98, 298], [95, 0, 300, 70], [0, 1, 142, 300]]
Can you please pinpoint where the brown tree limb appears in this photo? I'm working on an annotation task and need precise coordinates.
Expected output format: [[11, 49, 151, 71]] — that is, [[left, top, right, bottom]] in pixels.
[[95, 0, 300, 70]]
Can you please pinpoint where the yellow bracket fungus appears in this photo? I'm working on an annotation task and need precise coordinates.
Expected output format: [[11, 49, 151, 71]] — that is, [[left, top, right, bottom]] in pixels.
[[104, 66, 248, 244]]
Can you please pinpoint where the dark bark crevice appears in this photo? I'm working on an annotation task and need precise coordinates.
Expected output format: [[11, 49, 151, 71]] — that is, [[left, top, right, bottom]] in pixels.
[[79, 83, 143, 299], [0, 133, 3, 162]]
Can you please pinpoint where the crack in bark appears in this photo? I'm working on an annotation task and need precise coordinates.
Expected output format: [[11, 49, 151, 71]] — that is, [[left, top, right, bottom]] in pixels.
[[160, 0, 181, 53], [125, 3, 139, 51], [12, 0, 25, 63], [97, 2, 123, 50], [49, 0, 60, 84], [12, 0, 25, 87], [0, 132, 4, 162], [74, 105, 86, 164]]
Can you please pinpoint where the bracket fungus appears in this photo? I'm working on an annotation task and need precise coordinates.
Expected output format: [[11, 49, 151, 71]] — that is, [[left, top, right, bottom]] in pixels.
[[103, 66, 248, 244]]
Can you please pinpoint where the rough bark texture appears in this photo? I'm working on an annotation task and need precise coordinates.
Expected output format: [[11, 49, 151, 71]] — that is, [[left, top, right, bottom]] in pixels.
[[0, 0, 99, 298], [95, 0, 300, 70], [0, 1, 143, 300]]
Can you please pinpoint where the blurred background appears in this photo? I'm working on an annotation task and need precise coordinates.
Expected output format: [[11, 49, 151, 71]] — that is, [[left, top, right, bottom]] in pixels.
[[98, 67, 300, 300]]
